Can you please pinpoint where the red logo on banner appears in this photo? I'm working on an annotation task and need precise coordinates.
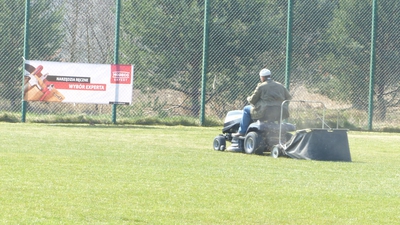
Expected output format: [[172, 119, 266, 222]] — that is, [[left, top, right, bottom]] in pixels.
[[111, 65, 132, 84]]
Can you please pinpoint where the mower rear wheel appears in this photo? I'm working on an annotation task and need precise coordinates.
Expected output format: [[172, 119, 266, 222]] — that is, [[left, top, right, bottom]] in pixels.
[[244, 131, 262, 154], [213, 135, 226, 151]]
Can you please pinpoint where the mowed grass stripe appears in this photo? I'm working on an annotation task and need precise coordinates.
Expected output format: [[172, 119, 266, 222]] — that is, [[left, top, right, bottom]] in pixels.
[[1, 123, 399, 224]]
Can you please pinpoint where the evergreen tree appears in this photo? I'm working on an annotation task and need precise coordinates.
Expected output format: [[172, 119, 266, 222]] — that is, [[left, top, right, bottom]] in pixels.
[[121, 0, 287, 116], [0, 0, 63, 109], [319, 0, 400, 119]]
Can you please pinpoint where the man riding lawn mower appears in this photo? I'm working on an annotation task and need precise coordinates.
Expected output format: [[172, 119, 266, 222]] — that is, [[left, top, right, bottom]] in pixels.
[[213, 103, 296, 157], [212, 68, 351, 161], [213, 68, 294, 157]]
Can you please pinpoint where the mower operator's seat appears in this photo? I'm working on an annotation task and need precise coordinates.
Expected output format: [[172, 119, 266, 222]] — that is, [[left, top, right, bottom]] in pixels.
[[261, 105, 289, 123]]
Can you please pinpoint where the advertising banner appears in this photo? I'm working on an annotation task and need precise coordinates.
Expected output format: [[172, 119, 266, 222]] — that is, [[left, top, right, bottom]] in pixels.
[[23, 60, 134, 104]]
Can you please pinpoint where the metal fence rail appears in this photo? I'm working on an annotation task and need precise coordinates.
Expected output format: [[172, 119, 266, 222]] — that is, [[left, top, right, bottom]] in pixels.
[[1, 0, 399, 131]]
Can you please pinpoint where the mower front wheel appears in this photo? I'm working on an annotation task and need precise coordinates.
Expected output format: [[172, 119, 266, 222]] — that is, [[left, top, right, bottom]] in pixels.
[[213, 135, 226, 151]]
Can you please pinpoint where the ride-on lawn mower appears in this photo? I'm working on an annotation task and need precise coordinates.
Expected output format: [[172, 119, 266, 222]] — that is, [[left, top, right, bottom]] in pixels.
[[213, 101, 295, 158], [213, 100, 352, 161]]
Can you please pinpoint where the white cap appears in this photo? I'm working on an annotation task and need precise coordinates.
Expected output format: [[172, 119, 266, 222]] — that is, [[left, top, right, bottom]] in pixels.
[[259, 68, 271, 77]]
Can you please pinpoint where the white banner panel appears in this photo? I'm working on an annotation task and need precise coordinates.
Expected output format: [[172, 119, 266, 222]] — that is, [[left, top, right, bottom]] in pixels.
[[24, 60, 134, 104]]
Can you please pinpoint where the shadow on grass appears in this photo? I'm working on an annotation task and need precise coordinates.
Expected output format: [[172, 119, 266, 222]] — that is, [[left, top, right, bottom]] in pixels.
[[47, 124, 163, 130]]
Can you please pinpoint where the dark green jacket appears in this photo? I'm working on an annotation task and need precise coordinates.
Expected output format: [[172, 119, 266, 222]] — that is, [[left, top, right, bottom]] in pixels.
[[247, 78, 292, 120]]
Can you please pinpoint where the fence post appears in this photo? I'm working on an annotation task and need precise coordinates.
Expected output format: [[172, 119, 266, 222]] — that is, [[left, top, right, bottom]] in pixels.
[[368, 0, 378, 131], [21, 0, 31, 122], [200, 0, 210, 126], [112, 0, 122, 124], [285, 0, 294, 90]]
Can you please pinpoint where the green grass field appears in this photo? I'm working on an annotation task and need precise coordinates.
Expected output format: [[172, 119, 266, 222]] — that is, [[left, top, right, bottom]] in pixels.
[[1, 122, 399, 224]]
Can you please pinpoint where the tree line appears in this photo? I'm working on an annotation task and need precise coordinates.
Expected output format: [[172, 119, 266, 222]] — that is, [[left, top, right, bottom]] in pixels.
[[1, 0, 399, 119]]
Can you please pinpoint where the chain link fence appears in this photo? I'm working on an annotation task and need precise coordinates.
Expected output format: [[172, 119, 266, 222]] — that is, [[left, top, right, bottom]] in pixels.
[[1, 0, 399, 131]]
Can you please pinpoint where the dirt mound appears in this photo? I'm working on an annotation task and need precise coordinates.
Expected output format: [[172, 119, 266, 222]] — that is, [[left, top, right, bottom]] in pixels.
[[291, 86, 351, 109]]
